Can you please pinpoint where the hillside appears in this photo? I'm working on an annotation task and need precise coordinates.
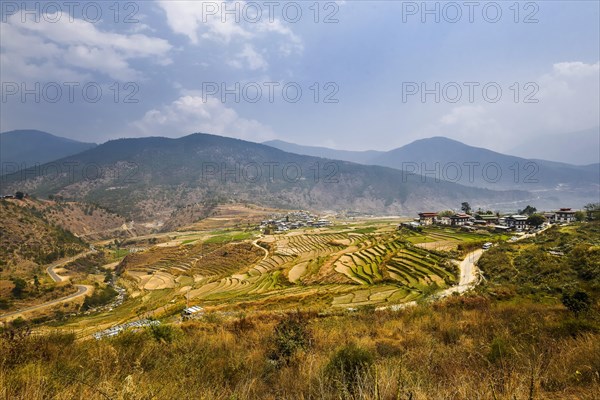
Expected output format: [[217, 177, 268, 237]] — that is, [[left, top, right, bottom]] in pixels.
[[0, 130, 96, 174], [0, 199, 87, 270], [1, 198, 145, 240], [0, 133, 529, 222], [478, 222, 600, 299]]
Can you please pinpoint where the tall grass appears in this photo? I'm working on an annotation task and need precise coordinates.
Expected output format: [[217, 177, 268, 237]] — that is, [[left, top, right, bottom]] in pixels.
[[1, 299, 598, 399]]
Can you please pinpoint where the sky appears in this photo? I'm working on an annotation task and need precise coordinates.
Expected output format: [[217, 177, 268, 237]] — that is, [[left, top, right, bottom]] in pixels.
[[1, 0, 599, 156]]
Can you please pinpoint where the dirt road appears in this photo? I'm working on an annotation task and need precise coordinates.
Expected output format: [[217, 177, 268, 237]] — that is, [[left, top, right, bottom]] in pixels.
[[377, 248, 484, 311]]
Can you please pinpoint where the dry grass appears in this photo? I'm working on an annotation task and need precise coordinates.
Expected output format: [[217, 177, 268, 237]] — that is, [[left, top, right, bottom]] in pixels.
[[1, 299, 598, 399]]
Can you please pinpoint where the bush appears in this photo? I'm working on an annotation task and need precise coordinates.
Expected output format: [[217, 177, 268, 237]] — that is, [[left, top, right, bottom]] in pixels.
[[554, 318, 599, 338], [562, 290, 592, 315], [147, 323, 176, 343], [268, 312, 311, 365], [81, 285, 117, 310], [487, 336, 509, 364], [325, 342, 373, 391]]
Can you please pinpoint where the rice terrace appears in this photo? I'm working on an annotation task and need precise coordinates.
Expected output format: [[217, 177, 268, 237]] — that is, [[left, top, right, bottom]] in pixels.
[[116, 222, 466, 311]]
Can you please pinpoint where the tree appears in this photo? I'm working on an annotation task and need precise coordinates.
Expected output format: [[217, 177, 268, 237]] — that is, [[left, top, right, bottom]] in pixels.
[[15, 191, 24, 200], [461, 202, 471, 214], [574, 211, 586, 222], [562, 290, 591, 315], [10, 277, 27, 298], [527, 214, 546, 227], [584, 203, 600, 220], [519, 205, 537, 216]]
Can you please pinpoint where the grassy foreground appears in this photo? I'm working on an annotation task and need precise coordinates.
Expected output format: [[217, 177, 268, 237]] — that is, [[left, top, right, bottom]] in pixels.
[[1, 298, 598, 399]]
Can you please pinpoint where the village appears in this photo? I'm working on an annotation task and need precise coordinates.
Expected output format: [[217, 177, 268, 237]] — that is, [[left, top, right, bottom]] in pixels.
[[405, 206, 581, 233], [259, 210, 332, 233]]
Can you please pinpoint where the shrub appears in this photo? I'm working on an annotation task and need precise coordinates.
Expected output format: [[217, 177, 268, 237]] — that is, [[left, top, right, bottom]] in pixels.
[[147, 323, 176, 343], [487, 336, 509, 364], [268, 312, 311, 365], [562, 290, 592, 315], [325, 342, 373, 391], [81, 285, 118, 310], [554, 318, 599, 338]]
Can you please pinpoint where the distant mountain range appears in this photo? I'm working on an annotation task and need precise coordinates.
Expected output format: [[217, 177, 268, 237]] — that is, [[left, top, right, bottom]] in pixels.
[[265, 128, 600, 167], [265, 136, 599, 208], [1, 132, 529, 222], [0, 130, 96, 175]]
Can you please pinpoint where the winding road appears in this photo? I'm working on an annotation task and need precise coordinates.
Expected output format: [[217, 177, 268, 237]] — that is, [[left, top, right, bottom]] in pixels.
[[0, 251, 95, 321]]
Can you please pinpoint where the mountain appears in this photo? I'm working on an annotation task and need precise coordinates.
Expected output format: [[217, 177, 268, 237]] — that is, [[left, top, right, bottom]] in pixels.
[[509, 127, 600, 166], [0, 133, 528, 223], [267, 136, 599, 209], [263, 140, 384, 164], [371, 136, 598, 190], [0, 130, 97, 175]]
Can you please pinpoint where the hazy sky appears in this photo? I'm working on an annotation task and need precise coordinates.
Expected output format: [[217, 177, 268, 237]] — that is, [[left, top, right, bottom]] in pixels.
[[1, 1, 599, 153]]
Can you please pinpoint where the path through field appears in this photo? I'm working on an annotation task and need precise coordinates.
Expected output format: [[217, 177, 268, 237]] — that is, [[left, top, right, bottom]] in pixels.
[[377, 248, 483, 311]]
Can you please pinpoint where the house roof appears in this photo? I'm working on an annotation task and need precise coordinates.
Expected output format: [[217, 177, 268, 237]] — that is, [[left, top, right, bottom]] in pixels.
[[418, 212, 438, 217], [183, 306, 203, 314], [477, 215, 498, 220], [556, 209, 576, 214], [451, 213, 470, 219], [507, 215, 528, 220]]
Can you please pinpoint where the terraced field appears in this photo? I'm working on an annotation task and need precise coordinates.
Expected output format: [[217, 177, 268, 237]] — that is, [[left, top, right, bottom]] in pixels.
[[116, 225, 462, 309], [118, 241, 263, 290]]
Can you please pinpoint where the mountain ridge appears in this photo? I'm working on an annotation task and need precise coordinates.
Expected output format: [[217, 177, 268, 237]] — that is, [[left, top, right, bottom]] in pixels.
[[1, 132, 530, 222], [0, 130, 97, 175], [264, 136, 599, 208]]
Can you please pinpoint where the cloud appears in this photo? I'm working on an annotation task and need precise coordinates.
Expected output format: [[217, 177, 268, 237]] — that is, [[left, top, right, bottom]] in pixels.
[[157, 0, 303, 70], [0, 13, 172, 81], [430, 61, 600, 149], [131, 95, 275, 142], [228, 44, 268, 71]]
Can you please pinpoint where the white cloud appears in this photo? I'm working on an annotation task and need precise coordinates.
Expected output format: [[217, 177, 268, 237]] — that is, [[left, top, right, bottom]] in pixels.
[[229, 44, 268, 71], [428, 61, 600, 150], [131, 95, 275, 141], [157, 0, 303, 71], [1, 13, 172, 81]]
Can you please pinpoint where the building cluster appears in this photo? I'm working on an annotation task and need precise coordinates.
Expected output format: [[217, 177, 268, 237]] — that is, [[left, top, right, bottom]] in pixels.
[[259, 211, 332, 233], [404, 208, 578, 232], [92, 319, 160, 340]]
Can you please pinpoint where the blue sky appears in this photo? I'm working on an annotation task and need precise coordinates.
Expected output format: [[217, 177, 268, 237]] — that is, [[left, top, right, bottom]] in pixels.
[[1, 1, 598, 154]]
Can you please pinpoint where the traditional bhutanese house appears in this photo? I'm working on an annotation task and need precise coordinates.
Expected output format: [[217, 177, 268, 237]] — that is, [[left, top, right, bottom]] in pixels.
[[554, 208, 576, 223], [543, 212, 556, 223], [476, 214, 499, 225], [418, 212, 438, 225], [450, 213, 470, 226], [505, 215, 528, 230], [493, 225, 511, 233], [437, 216, 451, 225]]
